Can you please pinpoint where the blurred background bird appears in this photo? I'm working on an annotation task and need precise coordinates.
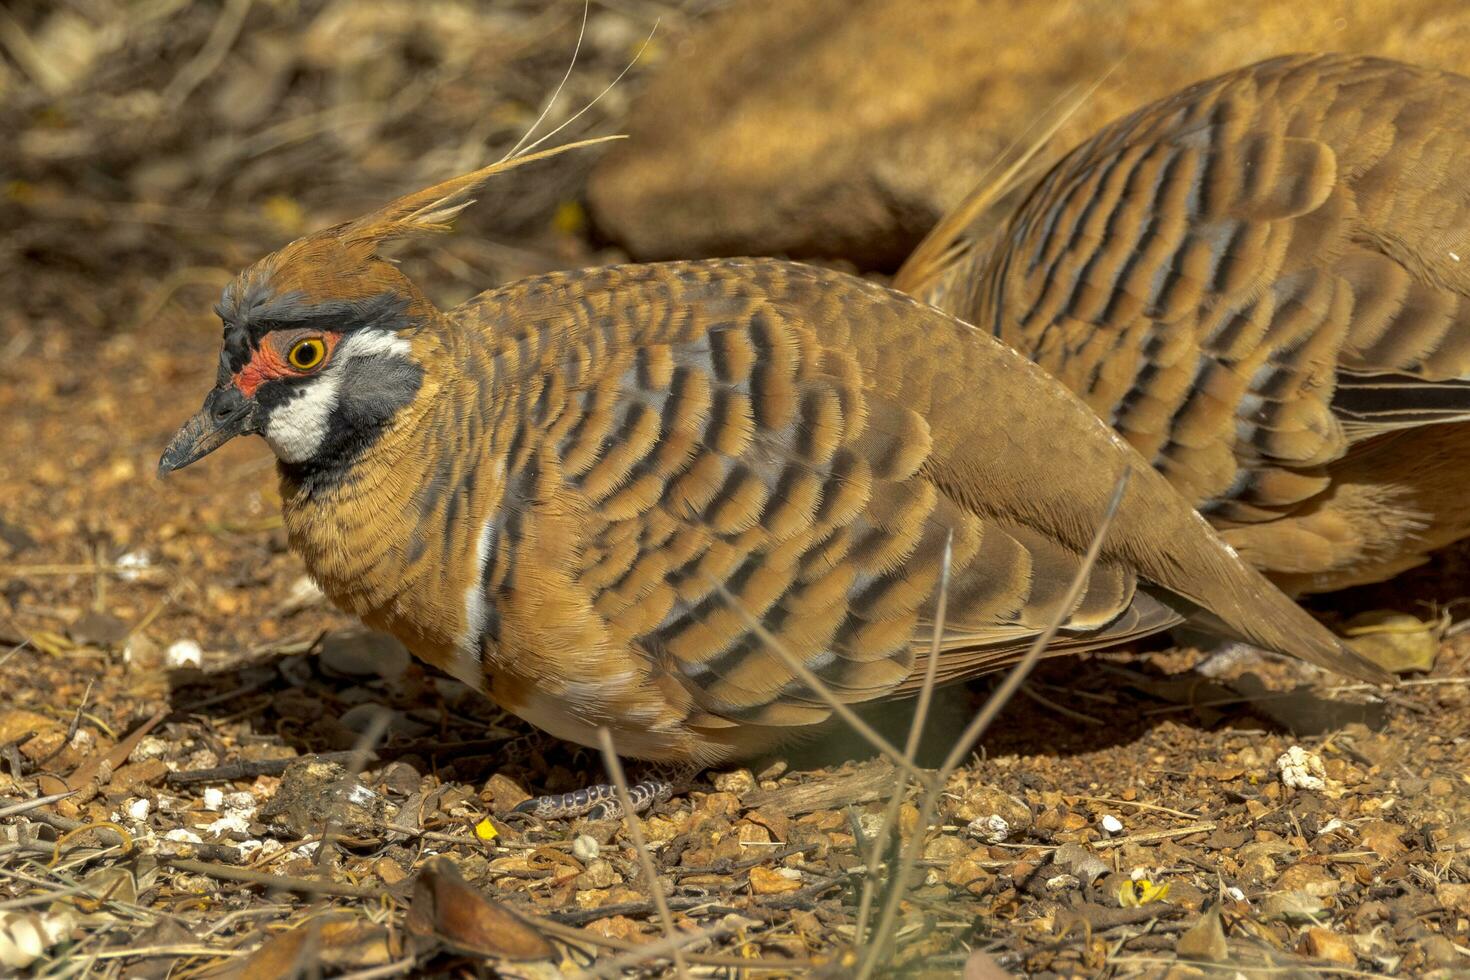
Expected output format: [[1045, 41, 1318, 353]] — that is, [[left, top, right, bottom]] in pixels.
[[897, 54, 1470, 596], [160, 152, 1386, 815]]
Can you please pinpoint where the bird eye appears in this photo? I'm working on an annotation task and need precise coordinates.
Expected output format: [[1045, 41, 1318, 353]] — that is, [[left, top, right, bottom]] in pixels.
[[287, 338, 326, 371]]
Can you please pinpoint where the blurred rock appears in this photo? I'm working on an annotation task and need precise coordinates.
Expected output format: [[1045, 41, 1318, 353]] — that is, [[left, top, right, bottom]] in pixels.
[[67, 610, 129, 649], [320, 627, 411, 682], [260, 759, 384, 839], [590, 0, 1470, 269]]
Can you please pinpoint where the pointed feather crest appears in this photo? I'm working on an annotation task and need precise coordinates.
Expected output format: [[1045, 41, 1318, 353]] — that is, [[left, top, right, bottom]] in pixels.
[[337, 135, 625, 250]]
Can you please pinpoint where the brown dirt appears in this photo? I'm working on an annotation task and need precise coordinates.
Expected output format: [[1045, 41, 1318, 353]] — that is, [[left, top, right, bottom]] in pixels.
[[1, 2, 1468, 977]]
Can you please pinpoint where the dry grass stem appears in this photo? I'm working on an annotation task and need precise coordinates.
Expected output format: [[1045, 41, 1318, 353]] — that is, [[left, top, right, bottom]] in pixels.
[[595, 727, 689, 980], [856, 469, 1132, 978], [853, 531, 953, 946], [709, 578, 936, 788]]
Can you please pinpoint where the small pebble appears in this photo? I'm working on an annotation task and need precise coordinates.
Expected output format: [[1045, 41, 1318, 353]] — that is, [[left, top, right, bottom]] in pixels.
[[114, 550, 151, 581], [125, 799, 150, 822], [129, 736, 169, 763], [1100, 814, 1124, 834], [225, 791, 257, 811], [572, 834, 600, 862], [319, 627, 411, 681], [965, 814, 1012, 844], [165, 640, 203, 669], [203, 788, 224, 810]]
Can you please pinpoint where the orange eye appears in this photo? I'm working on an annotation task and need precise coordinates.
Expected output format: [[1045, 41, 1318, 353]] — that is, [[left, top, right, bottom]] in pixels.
[[287, 338, 326, 371]]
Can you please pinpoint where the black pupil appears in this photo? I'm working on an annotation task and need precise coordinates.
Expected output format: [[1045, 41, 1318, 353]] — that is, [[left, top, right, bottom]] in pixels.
[[295, 343, 318, 365]]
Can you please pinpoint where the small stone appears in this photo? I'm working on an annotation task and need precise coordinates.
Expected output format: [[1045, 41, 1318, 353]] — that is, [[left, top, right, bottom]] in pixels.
[[125, 798, 150, 822], [736, 822, 772, 845], [1275, 746, 1327, 791], [710, 769, 756, 796], [749, 866, 802, 894], [67, 611, 130, 649], [922, 835, 970, 863], [1438, 882, 1470, 915], [373, 856, 407, 885], [953, 784, 1031, 837], [1053, 842, 1109, 885], [319, 627, 411, 681], [572, 834, 600, 863], [340, 703, 428, 739], [128, 736, 169, 763], [756, 760, 787, 781], [1299, 926, 1356, 965], [203, 788, 224, 810], [966, 814, 1013, 844], [482, 773, 531, 812], [114, 550, 151, 582], [259, 759, 384, 839], [165, 640, 203, 669], [375, 761, 421, 796], [1263, 890, 1327, 922], [1100, 814, 1124, 835], [944, 857, 995, 895], [1357, 820, 1406, 860], [121, 634, 161, 669], [576, 859, 620, 890], [1176, 908, 1228, 961], [1277, 862, 1341, 898]]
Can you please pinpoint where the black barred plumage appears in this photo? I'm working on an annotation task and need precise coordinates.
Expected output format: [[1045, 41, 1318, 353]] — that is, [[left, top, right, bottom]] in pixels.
[[163, 151, 1387, 796], [901, 53, 1470, 594]]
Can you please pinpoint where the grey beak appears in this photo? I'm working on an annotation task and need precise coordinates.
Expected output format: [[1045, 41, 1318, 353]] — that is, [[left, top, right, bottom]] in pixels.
[[158, 386, 261, 476]]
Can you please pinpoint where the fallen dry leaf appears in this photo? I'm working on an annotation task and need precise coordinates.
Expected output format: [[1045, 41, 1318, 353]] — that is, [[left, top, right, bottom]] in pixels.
[[407, 856, 554, 961]]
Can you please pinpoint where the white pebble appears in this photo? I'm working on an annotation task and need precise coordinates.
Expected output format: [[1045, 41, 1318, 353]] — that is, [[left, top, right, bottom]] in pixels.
[[202, 788, 224, 810], [225, 791, 256, 810], [572, 834, 600, 863], [165, 640, 203, 669], [1100, 814, 1124, 835], [129, 736, 169, 763], [346, 784, 378, 807], [125, 799, 150, 822], [201, 812, 251, 836], [115, 550, 151, 582], [164, 829, 202, 844], [965, 814, 1012, 844], [1227, 886, 1246, 902], [1275, 745, 1326, 791]]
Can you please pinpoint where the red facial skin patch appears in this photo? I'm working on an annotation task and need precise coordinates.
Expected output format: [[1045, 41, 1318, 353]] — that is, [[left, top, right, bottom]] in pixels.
[[233, 331, 342, 397]]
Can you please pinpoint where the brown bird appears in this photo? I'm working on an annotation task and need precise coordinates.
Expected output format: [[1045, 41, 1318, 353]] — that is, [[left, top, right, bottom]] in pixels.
[[898, 53, 1470, 596], [160, 153, 1384, 817]]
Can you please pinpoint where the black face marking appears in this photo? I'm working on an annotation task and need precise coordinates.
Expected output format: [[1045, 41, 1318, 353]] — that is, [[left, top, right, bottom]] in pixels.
[[277, 344, 425, 496], [213, 280, 414, 382]]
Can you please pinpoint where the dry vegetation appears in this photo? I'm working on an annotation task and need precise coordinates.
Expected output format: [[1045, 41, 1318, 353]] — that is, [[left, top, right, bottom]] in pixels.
[[1, 1, 1469, 977]]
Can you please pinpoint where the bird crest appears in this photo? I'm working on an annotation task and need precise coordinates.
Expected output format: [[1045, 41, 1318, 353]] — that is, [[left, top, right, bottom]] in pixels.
[[223, 136, 623, 321]]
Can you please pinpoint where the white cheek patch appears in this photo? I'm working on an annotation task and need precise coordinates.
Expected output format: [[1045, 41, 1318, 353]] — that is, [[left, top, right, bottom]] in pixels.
[[338, 330, 412, 360], [260, 329, 411, 464], [263, 369, 343, 462]]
